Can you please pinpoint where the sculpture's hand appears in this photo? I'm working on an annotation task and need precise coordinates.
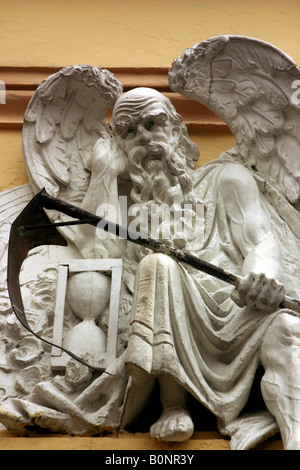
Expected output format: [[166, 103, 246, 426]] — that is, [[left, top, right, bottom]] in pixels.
[[231, 272, 285, 313], [92, 138, 128, 178]]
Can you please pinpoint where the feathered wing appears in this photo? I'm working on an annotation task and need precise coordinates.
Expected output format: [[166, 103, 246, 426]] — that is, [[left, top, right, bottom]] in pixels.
[[169, 35, 300, 204], [22, 65, 123, 240]]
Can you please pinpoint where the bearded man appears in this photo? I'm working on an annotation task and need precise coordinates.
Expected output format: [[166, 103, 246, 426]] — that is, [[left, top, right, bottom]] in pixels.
[[73, 88, 300, 449]]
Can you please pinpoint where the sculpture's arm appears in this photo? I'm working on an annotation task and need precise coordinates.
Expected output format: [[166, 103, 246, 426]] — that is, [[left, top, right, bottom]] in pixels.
[[73, 138, 128, 259], [83, 137, 128, 212], [218, 163, 285, 312]]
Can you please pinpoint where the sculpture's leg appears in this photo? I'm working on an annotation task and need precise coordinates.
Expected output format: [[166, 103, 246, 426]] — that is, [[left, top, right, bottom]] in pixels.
[[150, 374, 194, 442], [260, 312, 300, 450]]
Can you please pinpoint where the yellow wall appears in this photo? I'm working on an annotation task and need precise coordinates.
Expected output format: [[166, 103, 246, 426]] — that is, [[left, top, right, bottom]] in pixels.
[[1, 0, 300, 68], [0, 130, 27, 190]]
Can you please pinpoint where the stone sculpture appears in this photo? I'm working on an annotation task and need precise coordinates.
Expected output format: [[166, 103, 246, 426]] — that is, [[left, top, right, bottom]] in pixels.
[[1, 36, 300, 450]]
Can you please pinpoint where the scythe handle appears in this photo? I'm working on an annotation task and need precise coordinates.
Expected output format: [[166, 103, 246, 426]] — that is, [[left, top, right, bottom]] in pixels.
[[37, 189, 300, 314]]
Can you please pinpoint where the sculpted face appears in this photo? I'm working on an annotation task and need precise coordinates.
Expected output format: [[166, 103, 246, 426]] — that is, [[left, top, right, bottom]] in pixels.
[[111, 88, 199, 252], [111, 88, 178, 156]]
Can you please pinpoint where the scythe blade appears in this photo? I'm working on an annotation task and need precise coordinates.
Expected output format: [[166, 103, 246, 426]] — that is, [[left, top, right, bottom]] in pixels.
[[7, 190, 68, 331], [7, 187, 300, 371], [7, 190, 108, 371]]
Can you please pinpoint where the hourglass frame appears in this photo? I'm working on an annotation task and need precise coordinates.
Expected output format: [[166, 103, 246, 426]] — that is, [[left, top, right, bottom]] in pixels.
[[50, 258, 122, 371]]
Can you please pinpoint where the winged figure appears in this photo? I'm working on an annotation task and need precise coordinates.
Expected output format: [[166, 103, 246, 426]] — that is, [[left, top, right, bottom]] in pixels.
[[1, 36, 300, 450]]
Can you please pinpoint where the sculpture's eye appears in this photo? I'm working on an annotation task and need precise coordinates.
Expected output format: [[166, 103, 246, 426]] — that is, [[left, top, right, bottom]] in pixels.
[[127, 128, 134, 134], [145, 120, 155, 131]]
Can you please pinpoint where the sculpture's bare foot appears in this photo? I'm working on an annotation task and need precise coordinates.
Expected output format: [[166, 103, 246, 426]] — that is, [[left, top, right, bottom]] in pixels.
[[150, 405, 194, 442]]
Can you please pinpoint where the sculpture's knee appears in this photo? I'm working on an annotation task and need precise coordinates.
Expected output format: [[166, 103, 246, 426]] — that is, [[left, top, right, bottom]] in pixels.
[[268, 313, 300, 347], [261, 312, 300, 368], [138, 252, 176, 271]]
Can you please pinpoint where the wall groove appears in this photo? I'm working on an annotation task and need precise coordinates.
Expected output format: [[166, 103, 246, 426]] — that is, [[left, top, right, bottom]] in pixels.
[[0, 67, 226, 130]]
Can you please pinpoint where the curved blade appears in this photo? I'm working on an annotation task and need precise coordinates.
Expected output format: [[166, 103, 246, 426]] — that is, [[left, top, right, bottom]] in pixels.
[[7, 191, 68, 330], [7, 191, 108, 372]]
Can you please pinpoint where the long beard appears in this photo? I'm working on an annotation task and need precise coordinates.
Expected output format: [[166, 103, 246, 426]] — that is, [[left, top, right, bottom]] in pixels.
[[127, 141, 202, 254], [128, 141, 194, 206]]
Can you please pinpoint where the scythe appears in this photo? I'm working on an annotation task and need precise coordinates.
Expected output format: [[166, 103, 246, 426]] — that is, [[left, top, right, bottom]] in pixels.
[[7, 188, 300, 370]]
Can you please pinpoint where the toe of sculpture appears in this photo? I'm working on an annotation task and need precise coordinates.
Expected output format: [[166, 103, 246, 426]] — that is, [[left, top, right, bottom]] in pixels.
[[150, 405, 194, 442]]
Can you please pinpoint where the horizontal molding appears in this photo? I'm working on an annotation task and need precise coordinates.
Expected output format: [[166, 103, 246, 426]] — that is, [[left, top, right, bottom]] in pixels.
[[0, 67, 227, 131]]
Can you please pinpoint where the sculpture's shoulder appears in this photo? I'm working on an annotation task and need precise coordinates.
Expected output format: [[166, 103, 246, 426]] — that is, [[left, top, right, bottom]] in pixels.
[[217, 162, 259, 200], [192, 156, 259, 201]]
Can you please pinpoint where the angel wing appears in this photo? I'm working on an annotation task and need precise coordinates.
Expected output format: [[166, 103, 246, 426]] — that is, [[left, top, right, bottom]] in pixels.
[[23, 65, 123, 239], [169, 35, 300, 204]]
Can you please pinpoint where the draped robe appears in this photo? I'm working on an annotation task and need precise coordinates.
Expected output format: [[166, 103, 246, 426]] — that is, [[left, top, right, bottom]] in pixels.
[[8, 151, 300, 448], [122, 151, 300, 429]]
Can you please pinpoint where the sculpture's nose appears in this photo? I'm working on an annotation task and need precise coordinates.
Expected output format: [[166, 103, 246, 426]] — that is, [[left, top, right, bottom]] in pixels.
[[137, 125, 152, 144]]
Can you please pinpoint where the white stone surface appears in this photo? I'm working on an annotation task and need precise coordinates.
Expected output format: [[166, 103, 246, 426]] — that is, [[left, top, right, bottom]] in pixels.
[[1, 38, 300, 449], [51, 259, 122, 370]]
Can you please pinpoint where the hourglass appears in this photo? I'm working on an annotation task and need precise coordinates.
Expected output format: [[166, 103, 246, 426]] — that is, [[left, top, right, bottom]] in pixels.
[[51, 259, 122, 371], [63, 270, 110, 368]]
